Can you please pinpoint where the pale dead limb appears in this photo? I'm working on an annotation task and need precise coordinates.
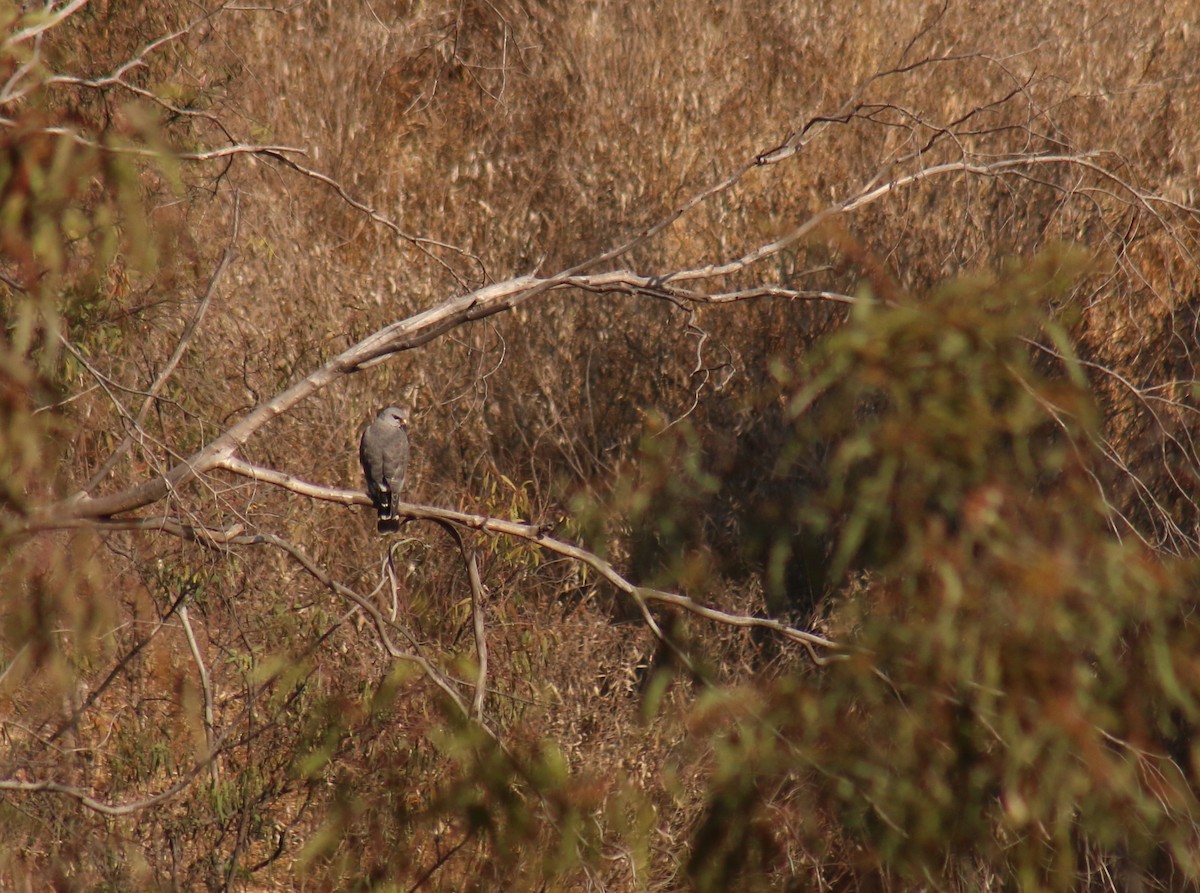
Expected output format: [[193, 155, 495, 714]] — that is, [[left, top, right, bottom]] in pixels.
[[0, 118, 309, 162], [564, 272, 858, 307], [8, 6, 208, 109], [425, 520, 490, 720], [41, 149, 1119, 526], [44, 274, 539, 520], [0, 767, 216, 817], [465, 543, 488, 720], [289, 472, 837, 658], [217, 464, 841, 659], [32, 462, 843, 664], [2, 0, 89, 49], [382, 548, 402, 622], [178, 604, 218, 784], [216, 457, 708, 673], [14, 98, 838, 523]]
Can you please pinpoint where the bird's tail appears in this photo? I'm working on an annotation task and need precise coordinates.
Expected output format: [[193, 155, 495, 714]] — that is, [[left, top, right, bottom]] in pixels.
[[377, 517, 400, 534]]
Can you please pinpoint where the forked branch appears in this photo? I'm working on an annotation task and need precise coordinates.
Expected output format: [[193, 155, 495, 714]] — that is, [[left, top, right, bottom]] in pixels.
[[37, 150, 1129, 530], [35, 456, 843, 664]]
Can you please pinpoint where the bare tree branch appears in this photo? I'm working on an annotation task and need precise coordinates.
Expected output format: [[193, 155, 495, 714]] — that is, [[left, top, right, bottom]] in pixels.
[[2, 0, 89, 49], [178, 603, 218, 784], [0, 118, 309, 161], [37, 148, 1148, 529], [0, 771, 214, 818], [28, 468, 843, 663], [427, 520, 490, 720]]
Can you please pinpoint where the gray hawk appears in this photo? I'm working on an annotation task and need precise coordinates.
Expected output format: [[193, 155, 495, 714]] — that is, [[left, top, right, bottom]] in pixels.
[[359, 406, 410, 533]]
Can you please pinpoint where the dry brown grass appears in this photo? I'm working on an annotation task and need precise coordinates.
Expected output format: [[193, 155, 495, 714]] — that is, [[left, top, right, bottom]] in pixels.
[[2, 0, 1199, 890]]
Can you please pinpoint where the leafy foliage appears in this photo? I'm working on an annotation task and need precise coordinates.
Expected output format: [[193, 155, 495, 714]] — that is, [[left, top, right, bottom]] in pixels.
[[685, 254, 1200, 890]]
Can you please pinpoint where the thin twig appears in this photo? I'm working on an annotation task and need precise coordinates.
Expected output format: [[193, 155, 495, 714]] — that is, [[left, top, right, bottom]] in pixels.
[[178, 604, 218, 784], [427, 520, 490, 720]]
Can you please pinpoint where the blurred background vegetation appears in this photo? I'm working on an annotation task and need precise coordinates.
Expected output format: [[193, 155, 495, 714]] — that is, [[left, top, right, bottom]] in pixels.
[[2, 0, 1199, 890]]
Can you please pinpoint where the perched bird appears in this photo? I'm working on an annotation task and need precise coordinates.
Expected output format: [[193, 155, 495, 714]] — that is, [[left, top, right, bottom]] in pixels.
[[359, 406, 410, 533]]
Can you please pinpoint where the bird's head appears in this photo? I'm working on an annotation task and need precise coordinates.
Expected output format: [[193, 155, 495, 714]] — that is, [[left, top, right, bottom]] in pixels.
[[378, 406, 409, 428]]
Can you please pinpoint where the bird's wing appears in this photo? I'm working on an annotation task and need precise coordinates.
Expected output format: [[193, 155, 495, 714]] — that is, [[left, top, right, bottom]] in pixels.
[[360, 425, 387, 504], [382, 429, 409, 495]]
